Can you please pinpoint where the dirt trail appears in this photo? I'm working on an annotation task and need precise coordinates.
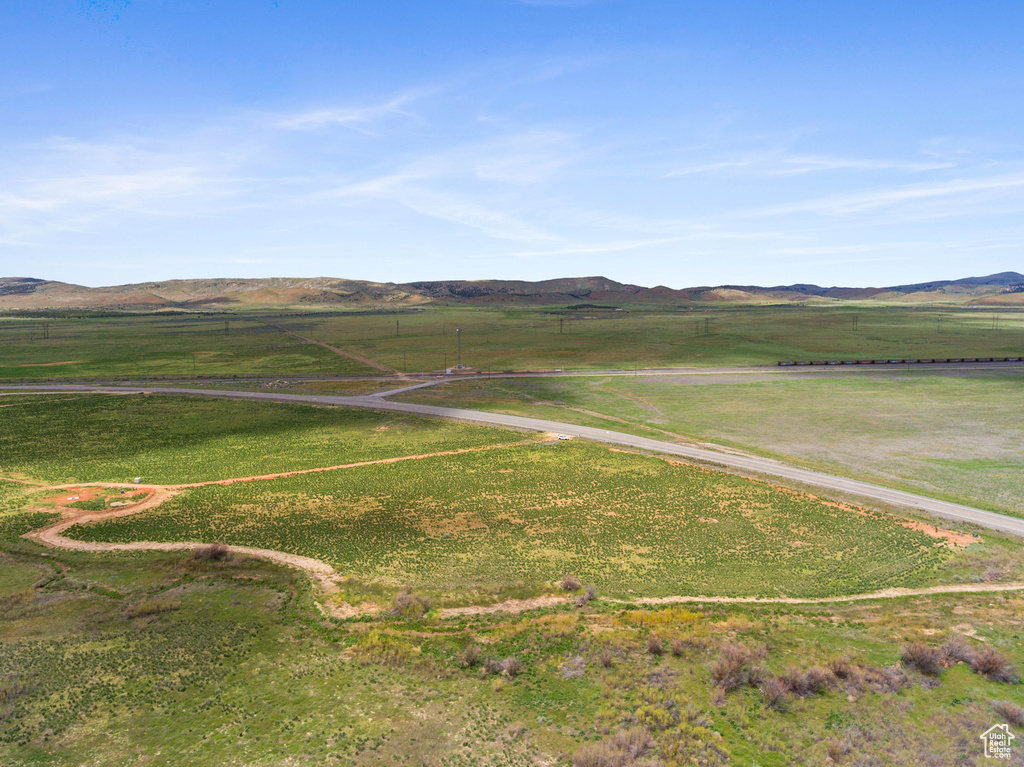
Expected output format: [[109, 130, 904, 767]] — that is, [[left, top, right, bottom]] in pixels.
[[22, 484, 342, 591], [22, 480, 1024, 616], [11, 445, 1024, 616], [0, 439, 529, 496], [439, 596, 568, 617], [172, 440, 531, 488], [13, 440, 531, 592], [620, 582, 1024, 606], [277, 328, 398, 375], [0, 476, 49, 486]]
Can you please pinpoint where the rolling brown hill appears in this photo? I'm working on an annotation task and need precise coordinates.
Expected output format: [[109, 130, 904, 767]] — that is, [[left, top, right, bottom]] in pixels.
[[0, 272, 1020, 312]]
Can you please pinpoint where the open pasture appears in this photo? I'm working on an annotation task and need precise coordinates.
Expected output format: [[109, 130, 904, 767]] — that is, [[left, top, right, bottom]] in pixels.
[[1, 542, 1021, 766], [0, 481, 57, 547], [0, 313, 376, 380], [399, 368, 1024, 516], [0, 394, 515, 485], [2, 305, 1023, 378], [277, 304, 1024, 373], [67, 441, 979, 600]]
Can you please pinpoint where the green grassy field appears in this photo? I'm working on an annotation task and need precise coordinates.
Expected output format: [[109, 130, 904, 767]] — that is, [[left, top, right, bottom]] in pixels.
[[0, 543, 1021, 766], [3, 304, 1022, 379], [398, 368, 1024, 516], [0, 481, 57, 547], [279, 304, 1024, 372], [1, 386, 1023, 765], [66, 440, 1008, 601], [0, 394, 516, 484], [0, 314, 376, 380]]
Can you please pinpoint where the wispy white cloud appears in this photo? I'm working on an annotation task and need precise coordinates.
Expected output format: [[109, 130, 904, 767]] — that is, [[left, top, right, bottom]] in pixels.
[[0, 133, 258, 249], [323, 159, 564, 243], [471, 131, 572, 184], [3, 59, 1022, 287], [278, 87, 439, 131], [758, 172, 1024, 216], [664, 151, 952, 178], [770, 155, 953, 176]]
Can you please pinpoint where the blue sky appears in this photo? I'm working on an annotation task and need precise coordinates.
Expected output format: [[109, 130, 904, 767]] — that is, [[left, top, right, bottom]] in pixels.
[[2, 1, 1023, 288]]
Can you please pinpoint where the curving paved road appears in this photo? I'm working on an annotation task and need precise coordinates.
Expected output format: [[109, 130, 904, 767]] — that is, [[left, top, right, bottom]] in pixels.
[[4, 382, 1024, 539]]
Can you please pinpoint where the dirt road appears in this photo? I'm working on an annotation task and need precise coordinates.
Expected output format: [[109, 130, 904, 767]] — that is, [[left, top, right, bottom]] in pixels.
[[276, 328, 399, 375], [20, 481, 1024, 613], [8, 382, 1020, 538], [13, 466, 1024, 616]]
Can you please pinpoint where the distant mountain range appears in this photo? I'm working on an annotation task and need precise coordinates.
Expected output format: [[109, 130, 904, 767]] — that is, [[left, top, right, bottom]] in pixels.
[[0, 272, 1021, 312]]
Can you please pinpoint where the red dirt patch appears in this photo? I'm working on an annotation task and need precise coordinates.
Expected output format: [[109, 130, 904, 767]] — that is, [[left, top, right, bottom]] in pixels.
[[901, 519, 977, 548], [39, 487, 154, 510], [41, 487, 100, 507]]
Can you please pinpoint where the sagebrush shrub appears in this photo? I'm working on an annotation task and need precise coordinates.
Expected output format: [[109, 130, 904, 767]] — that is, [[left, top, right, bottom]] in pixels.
[[829, 657, 854, 680], [901, 642, 944, 676], [192, 542, 232, 561], [572, 728, 651, 767], [760, 676, 789, 711], [940, 638, 977, 666], [826, 737, 852, 761], [646, 634, 663, 656], [782, 665, 836, 697], [710, 643, 755, 691], [971, 647, 1020, 683], [575, 585, 597, 607], [388, 588, 432, 618], [500, 656, 522, 678], [462, 644, 481, 668], [991, 699, 1024, 727], [560, 573, 582, 591]]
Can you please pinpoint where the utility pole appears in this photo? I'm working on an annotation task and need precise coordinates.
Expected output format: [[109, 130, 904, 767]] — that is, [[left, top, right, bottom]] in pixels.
[[396, 319, 400, 336], [559, 318, 563, 334], [403, 352, 407, 373]]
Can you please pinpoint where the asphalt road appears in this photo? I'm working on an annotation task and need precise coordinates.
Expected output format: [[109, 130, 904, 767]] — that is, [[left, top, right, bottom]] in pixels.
[[13, 358, 1023, 390], [5, 382, 1024, 539]]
